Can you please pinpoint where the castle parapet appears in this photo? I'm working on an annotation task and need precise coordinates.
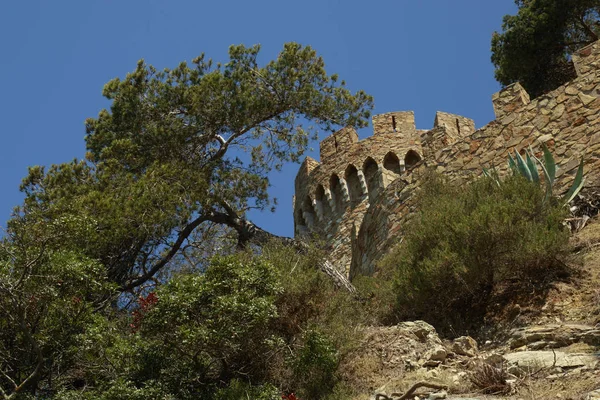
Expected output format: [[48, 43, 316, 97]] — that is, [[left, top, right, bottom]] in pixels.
[[372, 111, 415, 135], [433, 111, 475, 141], [492, 82, 530, 119], [294, 156, 320, 192], [573, 40, 600, 76], [296, 39, 600, 282], [319, 126, 359, 164]]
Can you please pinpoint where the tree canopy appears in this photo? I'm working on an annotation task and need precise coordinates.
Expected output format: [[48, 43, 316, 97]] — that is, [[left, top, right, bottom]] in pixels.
[[491, 0, 600, 98], [17, 43, 373, 292]]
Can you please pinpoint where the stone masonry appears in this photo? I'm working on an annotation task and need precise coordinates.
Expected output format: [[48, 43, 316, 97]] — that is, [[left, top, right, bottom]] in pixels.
[[294, 40, 600, 279]]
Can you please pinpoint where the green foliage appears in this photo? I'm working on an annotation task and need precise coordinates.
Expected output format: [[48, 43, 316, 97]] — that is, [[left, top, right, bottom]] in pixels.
[[56, 380, 176, 400], [16, 42, 373, 290], [381, 172, 570, 335], [291, 329, 339, 399], [1, 43, 373, 398], [491, 0, 600, 98], [243, 243, 364, 398], [138, 256, 282, 389], [55, 247, 363, 399], [485, 143, 585, 205], [0, 213, 115, 399], [352, 261, 397, 325], [214, 380, 280, 400], [262, 242, 362, 348]]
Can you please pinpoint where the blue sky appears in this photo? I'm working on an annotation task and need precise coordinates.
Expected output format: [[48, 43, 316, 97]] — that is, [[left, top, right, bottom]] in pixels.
[[0, 0, 517, 237]]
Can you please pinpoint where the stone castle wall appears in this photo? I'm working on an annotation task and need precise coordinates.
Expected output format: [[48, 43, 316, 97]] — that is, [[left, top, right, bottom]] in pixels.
[[294, 40, 600, 279]]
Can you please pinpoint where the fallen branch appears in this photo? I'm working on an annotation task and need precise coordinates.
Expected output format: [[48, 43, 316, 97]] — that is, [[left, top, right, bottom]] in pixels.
[[234, 217, 358, 294], [375, 381, 448, 400]]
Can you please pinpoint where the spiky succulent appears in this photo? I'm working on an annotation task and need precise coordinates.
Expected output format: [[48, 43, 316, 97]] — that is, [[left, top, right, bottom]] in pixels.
[[483, 143, 584, 205]]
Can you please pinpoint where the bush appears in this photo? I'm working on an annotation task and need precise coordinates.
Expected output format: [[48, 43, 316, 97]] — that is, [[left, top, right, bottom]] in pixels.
[[259, 242, 365, 398], [63, 247, 365, 399], [291, 328, 339, 399], [135, 255, 283, 395], [215, 380, 280, 400], [380, 172, 570, 335]]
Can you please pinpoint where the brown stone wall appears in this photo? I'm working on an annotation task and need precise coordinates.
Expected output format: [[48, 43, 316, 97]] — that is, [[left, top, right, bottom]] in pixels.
[[352, 40, 600, 278]]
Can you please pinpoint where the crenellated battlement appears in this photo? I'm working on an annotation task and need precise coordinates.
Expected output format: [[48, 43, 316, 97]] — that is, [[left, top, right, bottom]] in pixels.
[[294, 40, 600, 279], [293, 109, 474, 274], [372, 111, 416, 135]]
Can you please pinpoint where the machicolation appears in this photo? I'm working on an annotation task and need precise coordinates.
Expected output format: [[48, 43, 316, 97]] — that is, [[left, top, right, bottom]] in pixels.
[[294, 40, 600, 280]]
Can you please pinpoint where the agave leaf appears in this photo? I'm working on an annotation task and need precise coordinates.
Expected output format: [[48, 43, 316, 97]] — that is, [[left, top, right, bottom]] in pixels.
[[531, 150, 553, 202], [563, 158, 585, 204], [515, 150, 533, 182], [541, 142, 556, 186], [525, 150, 540, 184], [483, 166, 500, 187]]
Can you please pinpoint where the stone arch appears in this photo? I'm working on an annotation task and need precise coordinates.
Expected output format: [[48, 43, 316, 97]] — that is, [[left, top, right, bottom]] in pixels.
[[329, 174, 345, 213], [294, 208, 308, 235], [382, 151, 403, 187], [344, 164, 364, 207], [383, 152, 402, 174], [363, 157, 382, 203], [302, 196, 317, 227], [405, 150, 422, 169], [315, 184, 332, 219]]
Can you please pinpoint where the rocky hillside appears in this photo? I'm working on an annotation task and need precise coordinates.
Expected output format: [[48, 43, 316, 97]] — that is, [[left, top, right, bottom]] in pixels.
[[345, 217, 600, 400]]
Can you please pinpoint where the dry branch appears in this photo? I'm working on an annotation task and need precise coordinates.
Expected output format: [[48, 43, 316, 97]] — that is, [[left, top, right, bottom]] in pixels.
[[375, 381, 448, 400]]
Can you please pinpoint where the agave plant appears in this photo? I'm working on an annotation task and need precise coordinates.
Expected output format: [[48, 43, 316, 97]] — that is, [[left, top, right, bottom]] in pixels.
[[483, 143, 584, 205]]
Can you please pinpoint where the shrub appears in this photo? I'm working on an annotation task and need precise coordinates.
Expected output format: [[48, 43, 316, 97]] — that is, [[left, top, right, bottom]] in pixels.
[[135, 255, 283, 394], [291, 328, 339, 399], [380, 172, 570, 335], [215, 379, 280, 400], [64, 247, 365, 399], [259, 242, 365, 398]]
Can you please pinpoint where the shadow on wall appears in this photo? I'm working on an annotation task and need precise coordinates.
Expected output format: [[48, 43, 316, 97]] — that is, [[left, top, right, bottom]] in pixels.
[[344, 165, 364, 208], [363, 157, 382, 203]]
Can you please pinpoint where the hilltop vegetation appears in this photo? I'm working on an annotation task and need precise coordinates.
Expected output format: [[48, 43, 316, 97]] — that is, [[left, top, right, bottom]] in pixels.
[[1, 9, 597, 395]]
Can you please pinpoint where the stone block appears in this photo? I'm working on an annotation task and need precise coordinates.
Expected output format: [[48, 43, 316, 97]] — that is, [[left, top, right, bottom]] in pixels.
[[573, 40, 600, 77], [492, 82, 530, 119], [372, 111, 415, 135]]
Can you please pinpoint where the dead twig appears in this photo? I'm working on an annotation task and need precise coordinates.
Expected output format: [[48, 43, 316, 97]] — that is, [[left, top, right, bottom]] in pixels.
[[470, 362, 511, 395], [375, 381, 448, 400]]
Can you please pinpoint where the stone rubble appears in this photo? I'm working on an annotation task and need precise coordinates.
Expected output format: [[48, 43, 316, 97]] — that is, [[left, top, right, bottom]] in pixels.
[[365, 318, 600, 399]]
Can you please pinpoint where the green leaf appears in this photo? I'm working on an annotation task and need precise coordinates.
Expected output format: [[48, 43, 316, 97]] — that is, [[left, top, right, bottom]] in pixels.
[[563, 157, 585, 204], [531, 149, 553, 203], [541, 142, 556, 187], [526, 150, 539, 184], [483, 165, 501, 187], [515, 150, 533, 181]]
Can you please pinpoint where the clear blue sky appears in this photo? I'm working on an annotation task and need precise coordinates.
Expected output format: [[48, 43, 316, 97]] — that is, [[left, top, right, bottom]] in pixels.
[[0, 0, 517, 237]]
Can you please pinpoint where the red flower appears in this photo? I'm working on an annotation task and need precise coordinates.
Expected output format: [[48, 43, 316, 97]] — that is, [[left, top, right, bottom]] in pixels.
[[130, 292, 158, 333]]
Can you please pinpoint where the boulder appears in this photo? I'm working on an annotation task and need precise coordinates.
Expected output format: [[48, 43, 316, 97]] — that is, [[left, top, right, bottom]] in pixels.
[[398, 320, 441, 343], [508, 324, 600, 349], [426, 345, 448, 362], [503, 350, 598, 371], [452, 336, 478, 356]]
